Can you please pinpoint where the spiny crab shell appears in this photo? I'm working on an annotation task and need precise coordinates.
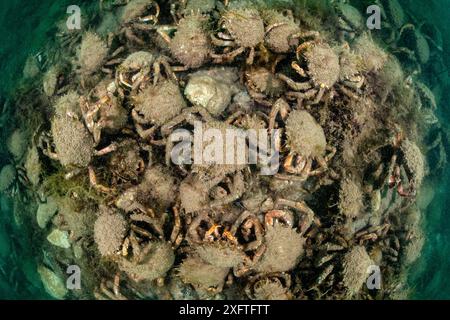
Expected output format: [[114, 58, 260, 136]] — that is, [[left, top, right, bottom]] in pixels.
[[183, 0, 216, 14], [261, 10, 300, 53], [245, 67, 286, 97], [78, 31, 108, 76], [43, 65, 63, 97], [48, 96, 92, 166], [250, 277, 291, 300], [169, 13, 211, 69], [142, 165, 178, 208], [301, 41, 340, 89], [177, 255, 229, 290], [220, 8, 265, 48], [400, 139, 425, 188], [119, 0, 156, 24], [117, 241, 175, 282], [94, 208, 127, 257], [338, 176, 364, 219], [254, 224, 305, 273], [51, 111, 95, 168], [132, 80, 186, 125], [285, 110, 327, 158], [118, 51, 155, 73], [341, 245, 373, 297], [353, 34, 388, 73], [195, 241, 245, 268]]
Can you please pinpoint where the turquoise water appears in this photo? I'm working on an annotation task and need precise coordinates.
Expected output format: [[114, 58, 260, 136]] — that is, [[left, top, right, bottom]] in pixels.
[[0, 0, 449, 299]]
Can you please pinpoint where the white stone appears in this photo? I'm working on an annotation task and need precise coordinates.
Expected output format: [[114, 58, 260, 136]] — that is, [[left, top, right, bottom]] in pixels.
[[37, 198, 58, 229], [37, 265, 67, 299], [47, 229, 71, 249]]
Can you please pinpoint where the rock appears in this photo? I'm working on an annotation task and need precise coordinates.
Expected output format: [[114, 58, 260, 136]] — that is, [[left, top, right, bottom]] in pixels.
[[37, 265, 67, 299], [36, 198, 58, 229], [47, 229, 71, 249]]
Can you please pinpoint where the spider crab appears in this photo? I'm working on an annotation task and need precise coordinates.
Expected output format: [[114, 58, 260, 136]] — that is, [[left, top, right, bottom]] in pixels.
[[210, 7, 265, 65], [272, 109, 336, 181], [278, 32, 340, 104], [386, 131, 425, 198]]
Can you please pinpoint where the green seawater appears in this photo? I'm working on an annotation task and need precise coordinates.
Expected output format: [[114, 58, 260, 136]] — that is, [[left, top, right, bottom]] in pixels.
[[0, 0, 448, 299]]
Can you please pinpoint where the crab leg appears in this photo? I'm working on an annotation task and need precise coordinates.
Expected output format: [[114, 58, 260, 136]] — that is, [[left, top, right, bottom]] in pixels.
[[88, 166, 113, 193], [278, 74, 312, 91], [210, 47, 245, 64], [95, 143, 118, 156], [170, 206, 181, 246], [210, 34, 234, 47]]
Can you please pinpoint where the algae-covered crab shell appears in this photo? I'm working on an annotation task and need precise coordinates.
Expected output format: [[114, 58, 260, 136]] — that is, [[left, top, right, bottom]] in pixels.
[[94, 210, 127, 257], [285, 110, 327, 158], [338, 46, 363, 82], [51, 116, 95, 167], [303, 42, 340, 88], [183, 0, 216, 14], [221, 8, 265, 48], [142, 165, 178, 208], [119, 51, 155, 71], [400, 139, 425, 188], [132, 80, 186, 125], [251, 278, 291, 300], [53, 91, 81, 117], [106, 139, 143, 182], [353, 34, 388, 73], [170, 14, 211, 69], [338, 176, 364, 219], [254, 224, 305, 273], [119, 0, 156, 24], [262, 10, 300, 53], [118, 241, 175, 282], [78, 31, 108, 76], [246, 67, 286, 97], [43, 65, 62, 97], [177, 255, 229, 290], [341, 246, 373, 297], [195, 241, 245, 268]]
